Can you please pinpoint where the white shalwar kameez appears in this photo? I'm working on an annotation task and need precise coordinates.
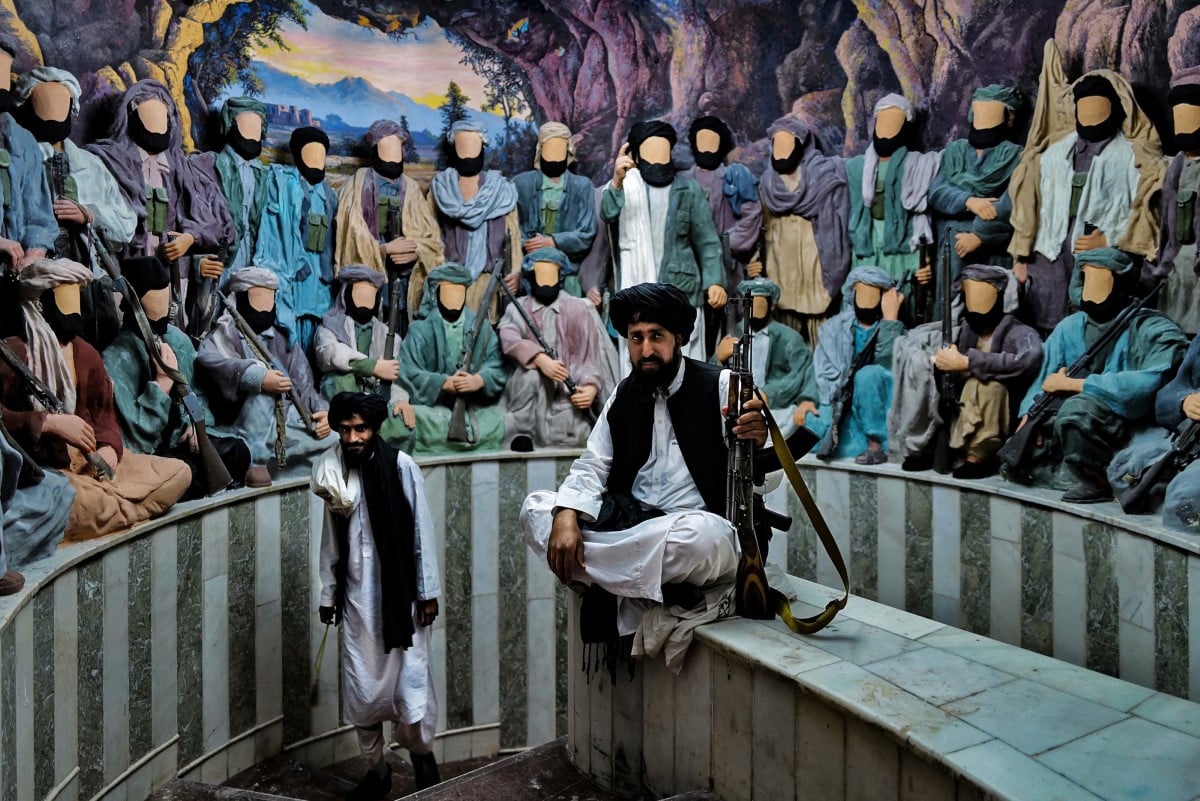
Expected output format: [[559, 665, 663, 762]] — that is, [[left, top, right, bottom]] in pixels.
[[318, 451, 441, 759], [521, 361, 739, 636]]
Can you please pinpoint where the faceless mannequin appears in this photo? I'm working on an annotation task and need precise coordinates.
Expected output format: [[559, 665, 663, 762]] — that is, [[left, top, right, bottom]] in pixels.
[[749, 295, 771, 331], [235, 111, 262, 142], [248, 287, 275, 311], [855, 283, 882, 307], [53, 282, 81, 315], [226, 110, 265, 161], [1174, 103, 1200, 156], [529, 259, 562, 305], [300, 142, 326, 171], [129, 98, 171, 155], [137, 99, 169, 135], [540, 136, 568, 180], [237, 287, 277, 333], [1076, 97, 1111, 129], [638, 135, 671, 166], [874, 106, 907, 160], [44, 282, 83, 343], [968, 99, 1011, 151], [141, 286, 171, 321], [26, 81, 73, 147], [453, 130, 485, 191], [963, 279, 999, 312], [437, 281, 467, 323], [1080, 264, 1114, 303], [771, 130, 801, 176], [350, 281, 379, 309], [1072, 78, 1125, 143], [376, 134, 404, 164], [0, 51, 12, 111], [696, 129, 721, 155]]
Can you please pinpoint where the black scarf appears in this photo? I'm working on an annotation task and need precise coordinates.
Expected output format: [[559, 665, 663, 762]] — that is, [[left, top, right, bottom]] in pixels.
[[333, 437, 418, 651]]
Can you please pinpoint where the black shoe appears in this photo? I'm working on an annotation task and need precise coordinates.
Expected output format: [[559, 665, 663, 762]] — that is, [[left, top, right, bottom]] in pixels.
[[953, 459, 998, 480], [510, 435, 534, 453], [412, 752, 441, 791], [347, 762, 390, 801], [901, 452, 933, 472], [1062, 478, 1113, 504]]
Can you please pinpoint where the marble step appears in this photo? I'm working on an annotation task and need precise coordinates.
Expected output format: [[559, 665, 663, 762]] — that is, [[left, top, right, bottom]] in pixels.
[[151, 779, 310, 801]]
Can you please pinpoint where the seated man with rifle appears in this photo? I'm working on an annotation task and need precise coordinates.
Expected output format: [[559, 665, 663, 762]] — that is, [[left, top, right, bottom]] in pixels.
[[195, 267, 332, 485], [498, 247, 608, 451], [398, 263, 508, 455], [813, 266, 906, 464], [314, 265, 415, 450], [1003, 248, 1188, 502], [1109, 332, 1200, 529], [890, 258, 1043, 478], [3, 257, 191, 541], [102, 256, 250, 498]]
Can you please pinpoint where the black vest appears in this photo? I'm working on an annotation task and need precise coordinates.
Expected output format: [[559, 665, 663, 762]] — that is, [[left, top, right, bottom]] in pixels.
[[605, 358, 728, 514]]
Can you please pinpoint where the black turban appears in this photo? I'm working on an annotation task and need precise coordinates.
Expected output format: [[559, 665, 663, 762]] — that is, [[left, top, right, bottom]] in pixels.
[[328, 391, 387, 431], [120, 255, 170, 296], [290, 126, 330, 157], [688, 115, 734, 159], [1073, 75, 1124, 118], [609, 283, 695, 340], [627, 120, 677, 159]]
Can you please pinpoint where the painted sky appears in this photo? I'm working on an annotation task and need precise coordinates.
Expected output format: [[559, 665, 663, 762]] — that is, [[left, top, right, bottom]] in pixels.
[[251, 2, 490, 109]]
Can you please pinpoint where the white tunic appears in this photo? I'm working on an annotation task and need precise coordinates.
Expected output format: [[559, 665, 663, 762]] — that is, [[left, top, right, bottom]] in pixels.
[[319, 451, 441, 735]]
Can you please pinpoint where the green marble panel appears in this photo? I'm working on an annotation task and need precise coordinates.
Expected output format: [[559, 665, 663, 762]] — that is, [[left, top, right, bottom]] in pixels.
[[959, 492, 991, 635], [555, 458, 573, 491], [32, 591, 54, 801], [279, 489, 312, 745], [175, 519, 203, 765], [849, 473, 878, 600], [905, 481, 933, 618], [1083, 522, 1119, 678], [444, 463, 473, 730], [228, 502, 258, 736], [1154, 544, 1190, 698], [555, 582, 568, 738], [786, 466, 818, 581], [127, 538, 153, 761], [76, 560, 104, 799], [1020, 507, 1054, 656], [1, 623, 13, 801], [497, 461, 529, 748]]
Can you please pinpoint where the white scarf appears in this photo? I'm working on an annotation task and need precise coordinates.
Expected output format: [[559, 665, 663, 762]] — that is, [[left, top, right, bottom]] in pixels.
[[613, 168, 658, 290], [310, 443, 361, 517]]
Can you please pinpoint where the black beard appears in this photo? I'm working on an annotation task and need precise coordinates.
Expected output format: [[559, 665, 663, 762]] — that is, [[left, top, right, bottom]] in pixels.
[[1080, 294, 1125, 324], [637, 160, 674, 187], [854, 303, 883, 325], [228, 130, 263, 161], [631, 349, 682, 395], [964, 304, 1004, 335], [19, 108, 72, 145], [452, 152, 485, 177], [147, 315, 170, 337], [748, 313, 770, 332], [235, 292, 276, 333], [531, 283, 560, 305], [373, 157, 403, 180], [346, 302, 377, 324], [693, 150, 723, 171], [770, 148, 802, 175], [438, 299, 464, 324], [42, 297, 82, 343], [872, 131, 904, 158], [1176, 128, 1200, 154], [0, 89, 12, 114], [128, 112, 171, 155], [540, 158, 568, 179], [967, 124, 1008, 150], [1075, 111, 1123, 143], [341, 438, 375, 468], [297, 163, 325, 185]]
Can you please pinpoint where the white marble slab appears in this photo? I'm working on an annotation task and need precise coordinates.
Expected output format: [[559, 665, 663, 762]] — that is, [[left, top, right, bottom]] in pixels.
[[470, 462, 499, 597], [877, 476, 907, 610], [931, 485, 961, 623], [946, 739, 1102, 801], [524, 461, 559, 601], [816, 469, 850, 590], [471, 593, 499, 725], [1052, 513, 1087, 666], [750, 670, 796, 801], [53, 573, 79, 783], [845, 717, 899, 801], [150, 527, 178, 748], [102, 546, 130, 782], [863, 646, 1014, 707], [989, 533, 1021, 645], [14, 604, 32, 801], [524, 599, 557, 747]]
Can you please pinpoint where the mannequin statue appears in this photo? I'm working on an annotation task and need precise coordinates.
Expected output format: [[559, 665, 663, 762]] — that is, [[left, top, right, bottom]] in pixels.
[[888, 264, 1043, 477], [335, 119, 444, 326], [1013, 249, 1187, 502], [0, 36, 56, 271], [602, 119, 726, 363], [927, 85, 1023, 281], [512, 122, 596, 299], [428, 121, 521, 315], [1152, 67, 1200, 336], [399, 263, 508, 455], [254, 127, 339, 352], [731, 116, 850, 344]]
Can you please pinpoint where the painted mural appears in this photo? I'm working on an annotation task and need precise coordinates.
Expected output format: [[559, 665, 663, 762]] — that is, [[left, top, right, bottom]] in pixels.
[[2, 0, 1199, 183]]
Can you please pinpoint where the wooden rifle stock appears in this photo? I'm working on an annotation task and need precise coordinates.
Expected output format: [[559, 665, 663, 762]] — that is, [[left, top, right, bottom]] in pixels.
[[447, 252, 506, 444]]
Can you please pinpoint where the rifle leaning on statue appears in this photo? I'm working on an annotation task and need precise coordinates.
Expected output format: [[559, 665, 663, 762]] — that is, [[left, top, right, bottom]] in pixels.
[[1119, 419, 1200, 514], [88, 226, 233, 494], [494, 271, 597, 425], [910, 233, 936, 327], [815, 323, 881, 460], [447, 254, 505, 444], [931, 235, 959, 474], [998, 280, 1165, 473], [723, 293, 849, 633], [216, 292, 319, 467]]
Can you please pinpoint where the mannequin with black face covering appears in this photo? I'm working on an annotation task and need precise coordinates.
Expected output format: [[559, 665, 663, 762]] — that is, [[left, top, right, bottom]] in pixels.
[[927, 86, 1022, 282], [196, 268, 333, 473], [889, 264, 1043, 477], [602, 119, 726, 364], [512, 122, 597, 298], [101, 256, 251, 500], [252, 126, 339, 353], [845, 94, 941, 325], [0, 36, 56, 271], [398, 263, 508, 455], [1153, 70, 1200, 336], [428, 122, 522, 315], [313, 265, 415, 446], [1014, 249, 1187, 503], [1007, 58, 1161, 337], [498, 249, 605, 448]]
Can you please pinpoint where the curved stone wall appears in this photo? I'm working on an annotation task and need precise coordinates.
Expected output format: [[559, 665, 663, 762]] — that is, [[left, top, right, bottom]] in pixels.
[[0, 451, 576, 801], [764, 458, 1199, 700]]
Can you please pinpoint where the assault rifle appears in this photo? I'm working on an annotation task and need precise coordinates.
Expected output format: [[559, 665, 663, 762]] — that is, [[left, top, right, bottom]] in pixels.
[[0, 337, 115, 481], [494, 272, 597, 424], [999, 281, 1164, 472], [815, 325, 881, 460], [447, 248, 506, 444], [382, 206, 414, 343], [911, 234, 935, 326], [1119, 420, 1200, 514], [187, 238, 228, 341], [91, 230, 232, 494], [932, 235, 959, 474]]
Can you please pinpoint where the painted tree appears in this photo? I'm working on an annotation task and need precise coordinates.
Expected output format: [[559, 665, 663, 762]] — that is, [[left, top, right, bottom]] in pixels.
[[437, 81, 471, 168], [399, 115, 419, 164], [449, 30, 534, 169]]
